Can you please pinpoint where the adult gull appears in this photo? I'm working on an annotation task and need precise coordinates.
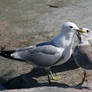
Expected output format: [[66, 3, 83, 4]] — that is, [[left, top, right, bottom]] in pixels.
[[0, 22, 84, 84]]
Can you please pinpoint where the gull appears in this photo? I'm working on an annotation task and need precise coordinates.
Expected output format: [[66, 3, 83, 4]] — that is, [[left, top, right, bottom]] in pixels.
[[73, 28, 92, 84], [0, 22, 84, 84]]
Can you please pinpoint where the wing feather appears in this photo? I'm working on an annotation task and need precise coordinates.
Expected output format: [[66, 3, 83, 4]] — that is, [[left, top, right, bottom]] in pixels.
[[11, 45, 63, 67]]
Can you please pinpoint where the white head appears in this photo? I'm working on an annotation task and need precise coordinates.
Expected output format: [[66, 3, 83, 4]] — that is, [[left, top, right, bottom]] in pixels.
[[80, 28, 92, 39], [52, 22, 85, 47], [61, 22, 80, 34], [77, 28, 92, 40], [77, 28, 92, 45]]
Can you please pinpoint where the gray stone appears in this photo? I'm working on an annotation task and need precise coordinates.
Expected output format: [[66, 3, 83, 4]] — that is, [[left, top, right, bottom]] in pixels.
[[0, 86, 92, 92], [0, 87, 70, 92]]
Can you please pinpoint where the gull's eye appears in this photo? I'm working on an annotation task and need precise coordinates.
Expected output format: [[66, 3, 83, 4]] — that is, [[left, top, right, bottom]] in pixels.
[[69, 26, 73, 28], [87, 30, 89, 33]]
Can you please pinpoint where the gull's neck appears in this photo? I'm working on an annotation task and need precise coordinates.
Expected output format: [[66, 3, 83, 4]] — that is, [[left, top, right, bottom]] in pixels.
[[78, 37, 90, 46], [52, 31, 75, 48]]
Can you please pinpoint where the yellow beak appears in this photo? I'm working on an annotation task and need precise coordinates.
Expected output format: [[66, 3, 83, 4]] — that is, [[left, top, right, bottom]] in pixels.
[[77, 28, 86, 33]]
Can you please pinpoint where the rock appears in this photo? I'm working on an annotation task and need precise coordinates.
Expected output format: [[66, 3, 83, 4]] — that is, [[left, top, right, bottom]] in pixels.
[[4, 74, 39, 89], [47, 0, 71, 8], [0, 87, 70, 92], [0, 86, 92, 92], [0, 0, 92, 91], [0, 57, 33, 84]]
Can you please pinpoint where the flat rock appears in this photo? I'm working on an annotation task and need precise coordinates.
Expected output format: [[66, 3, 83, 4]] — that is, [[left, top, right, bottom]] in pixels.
[[0, 0, 92, 91], [0, 86, 92, 92]]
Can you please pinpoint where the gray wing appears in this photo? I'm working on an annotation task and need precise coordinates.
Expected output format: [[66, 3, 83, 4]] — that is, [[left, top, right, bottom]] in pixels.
[[73, 45, 92, 69], [11, 44, 63, 67]]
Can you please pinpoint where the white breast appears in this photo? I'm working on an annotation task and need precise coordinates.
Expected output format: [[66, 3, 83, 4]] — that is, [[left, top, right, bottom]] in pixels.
[[55, 46, 72, 66]]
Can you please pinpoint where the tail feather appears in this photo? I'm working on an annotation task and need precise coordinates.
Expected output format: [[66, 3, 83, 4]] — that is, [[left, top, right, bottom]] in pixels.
[[0, 49, 24, 61], [0, 50, 15, 59]]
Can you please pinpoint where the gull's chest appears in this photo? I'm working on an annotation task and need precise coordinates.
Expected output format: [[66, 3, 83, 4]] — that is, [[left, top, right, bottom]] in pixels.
[[63, 48, 72, 59], [55, 47, 72, 66]]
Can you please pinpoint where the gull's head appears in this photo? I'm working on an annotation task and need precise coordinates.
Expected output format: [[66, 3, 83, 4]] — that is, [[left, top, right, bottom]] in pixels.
[[77, 28, 92, 41], [61, 22, 85, 34]]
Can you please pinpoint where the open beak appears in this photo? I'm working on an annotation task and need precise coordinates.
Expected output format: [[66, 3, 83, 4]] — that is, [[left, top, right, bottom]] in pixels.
[[77, 28, 86, 33]]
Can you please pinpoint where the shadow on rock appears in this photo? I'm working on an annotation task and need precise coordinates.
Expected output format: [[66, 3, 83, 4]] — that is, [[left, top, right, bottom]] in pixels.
[[4, 73, 70, 89], [3, 55, 81, 90], [4, 74, 39, 89], [4, 74, 90, 90], [4, 74, 71, 89], [0, 77, 7, 90]]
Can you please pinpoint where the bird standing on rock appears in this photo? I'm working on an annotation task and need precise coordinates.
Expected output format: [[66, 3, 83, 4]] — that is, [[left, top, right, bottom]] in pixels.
[[73, 28, 92, 84], [0, 22, 85, 84]]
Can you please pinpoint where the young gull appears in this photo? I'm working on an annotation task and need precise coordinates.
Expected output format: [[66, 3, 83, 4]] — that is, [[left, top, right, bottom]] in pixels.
[[0, 22, 84, 84], [73, 28, 92, 84]]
